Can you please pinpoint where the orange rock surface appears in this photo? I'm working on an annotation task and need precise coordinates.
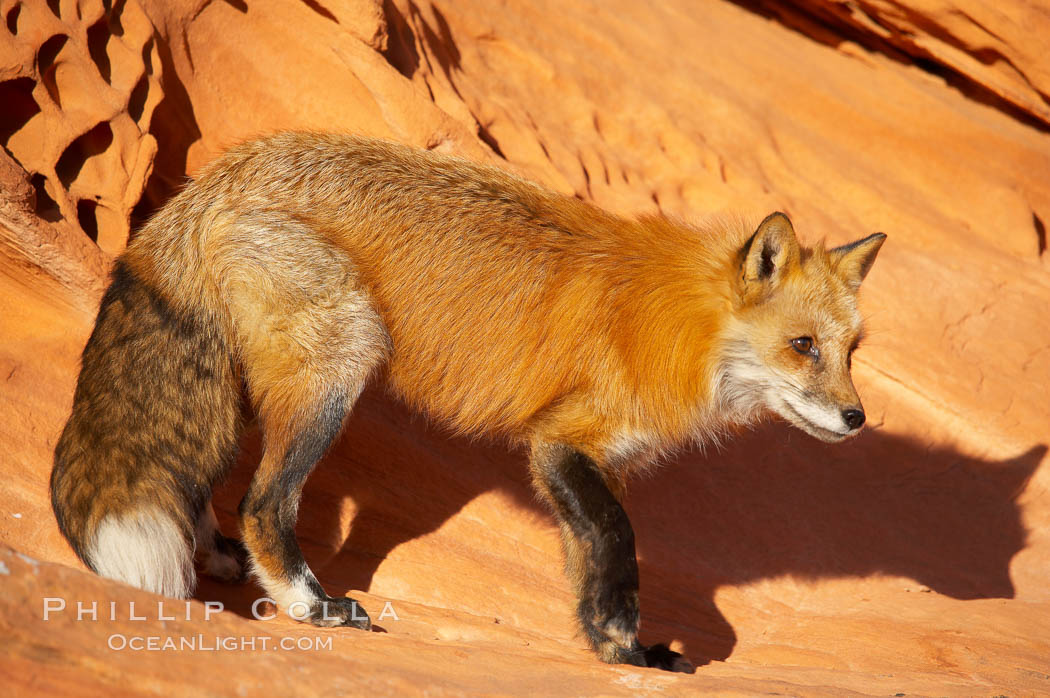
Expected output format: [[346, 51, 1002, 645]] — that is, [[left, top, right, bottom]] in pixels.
[[2, 0, 1049, 694]]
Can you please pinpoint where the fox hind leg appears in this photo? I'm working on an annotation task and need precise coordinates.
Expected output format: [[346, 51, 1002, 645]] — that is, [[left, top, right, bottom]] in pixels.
[[240, 382, 377, 628], [195, 501, 248, 583], [241, 390, 369, 627], [222, 229, 389, 629]]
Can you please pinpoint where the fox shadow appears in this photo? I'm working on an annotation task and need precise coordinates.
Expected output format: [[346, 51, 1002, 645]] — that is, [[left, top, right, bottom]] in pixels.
[[626, 424, 1044, 662], [203, 386, 1045, 666]]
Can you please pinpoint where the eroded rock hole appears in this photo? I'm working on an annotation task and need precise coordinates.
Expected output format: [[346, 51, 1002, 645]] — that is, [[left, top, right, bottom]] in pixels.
[[108, 0, 125, 37], [45, 0, 60, 19], [142, 36, 154, 74], [0, 77, 40, 147], [6, 4, 21, 35], [128, 75, 148, 122], [56, 121, 113, 188], [30, 173, 62, 222], [381, 0, 420, 79], [38, 34, 69, 107], [87, 18, 111, 83], [38, 33, 68, 69], [77, 199, 99, 242]]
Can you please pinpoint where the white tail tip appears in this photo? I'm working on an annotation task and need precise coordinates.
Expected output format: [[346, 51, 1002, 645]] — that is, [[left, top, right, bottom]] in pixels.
[[87, 507, 195, 599]]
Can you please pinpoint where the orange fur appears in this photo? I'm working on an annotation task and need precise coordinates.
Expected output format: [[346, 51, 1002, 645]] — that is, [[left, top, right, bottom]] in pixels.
[[122, 133, 757, 465]]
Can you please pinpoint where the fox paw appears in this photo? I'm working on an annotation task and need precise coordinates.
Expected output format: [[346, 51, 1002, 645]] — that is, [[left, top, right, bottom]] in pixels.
[[199, 535, 248, 583], [585, 595, 694, 673], [608, 641, 695, 673], [307, 596, 371, 630], [638, 643, 695, 673]]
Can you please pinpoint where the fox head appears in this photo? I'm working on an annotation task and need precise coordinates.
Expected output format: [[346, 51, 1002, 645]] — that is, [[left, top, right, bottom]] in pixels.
[[723, 212, 886, 443]]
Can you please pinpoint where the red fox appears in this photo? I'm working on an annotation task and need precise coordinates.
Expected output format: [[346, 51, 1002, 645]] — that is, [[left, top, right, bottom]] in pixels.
[[51, 132, 885, 672]]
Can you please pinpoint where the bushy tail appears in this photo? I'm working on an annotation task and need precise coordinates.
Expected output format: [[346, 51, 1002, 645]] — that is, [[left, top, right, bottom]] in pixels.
[[51, 260, 242, 598]]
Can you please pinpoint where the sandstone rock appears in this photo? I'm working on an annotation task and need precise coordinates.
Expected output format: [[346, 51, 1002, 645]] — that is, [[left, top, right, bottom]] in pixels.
[[0, 0, 163, 255], [772, 0, 1050, 127], [1, 0, 1049, 695]]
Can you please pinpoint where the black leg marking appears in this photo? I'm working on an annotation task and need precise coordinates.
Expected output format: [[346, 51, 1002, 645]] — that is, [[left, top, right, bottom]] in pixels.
[[271, 391, 351, 582], [240, 391, 371, 630], [533, 444, 694, 673], [546, 449, 640, 646]]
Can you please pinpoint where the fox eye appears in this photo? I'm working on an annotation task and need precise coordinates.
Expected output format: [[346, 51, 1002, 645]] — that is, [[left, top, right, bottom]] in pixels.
[[791, 336, 817, 356]]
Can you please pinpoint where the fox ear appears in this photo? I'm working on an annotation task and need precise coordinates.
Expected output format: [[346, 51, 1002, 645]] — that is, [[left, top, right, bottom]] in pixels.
[[830, 233, 886, 291], [739, 212, 800, 301]]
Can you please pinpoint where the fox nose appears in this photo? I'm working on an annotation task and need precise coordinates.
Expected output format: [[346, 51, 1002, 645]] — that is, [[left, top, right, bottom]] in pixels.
[[842, 408, 865, 430]]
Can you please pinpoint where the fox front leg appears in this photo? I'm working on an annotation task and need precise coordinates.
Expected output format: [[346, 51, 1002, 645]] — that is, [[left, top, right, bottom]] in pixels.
[[529, 442, 694, 673]]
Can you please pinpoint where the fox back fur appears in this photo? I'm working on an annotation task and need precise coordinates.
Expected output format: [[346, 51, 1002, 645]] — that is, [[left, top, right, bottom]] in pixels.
[[52, 132, 885, 671]]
